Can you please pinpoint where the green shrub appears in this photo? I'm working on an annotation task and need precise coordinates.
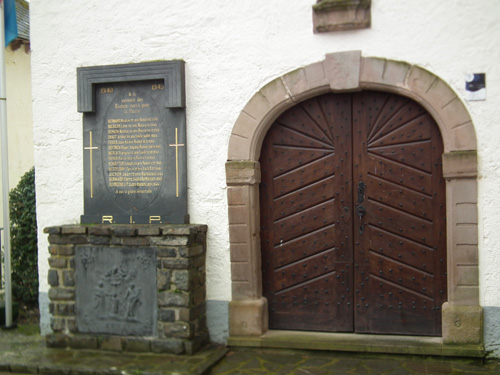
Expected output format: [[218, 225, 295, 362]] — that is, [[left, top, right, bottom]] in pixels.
[[9, 167, 38, 307]]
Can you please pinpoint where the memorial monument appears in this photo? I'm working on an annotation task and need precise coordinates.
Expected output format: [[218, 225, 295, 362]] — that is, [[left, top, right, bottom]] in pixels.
[[45, 61, 208, 355]]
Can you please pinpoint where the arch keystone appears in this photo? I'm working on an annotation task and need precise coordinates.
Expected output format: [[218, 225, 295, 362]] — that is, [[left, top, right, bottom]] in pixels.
[[324, 50, 361, 91]]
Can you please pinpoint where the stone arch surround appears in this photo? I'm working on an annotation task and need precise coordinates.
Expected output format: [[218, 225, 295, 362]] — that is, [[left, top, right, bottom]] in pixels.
[[226, 51, 482, 355]]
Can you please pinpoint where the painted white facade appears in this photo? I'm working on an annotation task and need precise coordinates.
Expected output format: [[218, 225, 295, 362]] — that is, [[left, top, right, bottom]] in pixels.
[[0, 46, 34, 228], [30, 0, 500, 353]]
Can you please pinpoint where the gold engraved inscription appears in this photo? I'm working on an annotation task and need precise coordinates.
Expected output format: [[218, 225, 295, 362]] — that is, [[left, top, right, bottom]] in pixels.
[[102, 216, 114, 223], [106, 89, 163, 195]]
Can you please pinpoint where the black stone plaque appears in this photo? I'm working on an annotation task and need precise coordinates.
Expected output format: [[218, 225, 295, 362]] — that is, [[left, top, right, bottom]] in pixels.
[[75, 246, 157, 336], [78, 61, 187, 224]]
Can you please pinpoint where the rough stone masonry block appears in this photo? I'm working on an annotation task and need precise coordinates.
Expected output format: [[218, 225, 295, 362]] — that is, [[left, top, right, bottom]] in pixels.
[[161, 226, 196, 236], [48, 269, 59, 287], [137, 226, 161, 236], [179, 245, 204, 258], [49, 288, 75, 301], [162, 258, 190, 269], [57, 303, 75, 316], [174, 270, 192, 291], [50, 245, 75, 256], [161, 322, 193, 339], [48, 257, 67, 269], [112, 226, 137, 237], [87, 226, 112, 236], [157, 269, 171, 290], [68, 336, 98, 350], [151, 339, 184, 355], [124, 338, 151, 352], [67, 318, 77, 333], [151, 235, 191, 246], [442, 303, 483, 344], [50, 317, 66, 332], [61, 225, 87, 235], [89, 235, 110, 245], [46, 334, 68, 348], [98, 336, 123, 352], [158, 308, 176, 322], [48, 234, 88, 245], [157, 247, 177, 257], [158, 291, 190, 307], [63, 270, 75, 287], [44, 226, 61, 234], [122, 236, 150, 246]]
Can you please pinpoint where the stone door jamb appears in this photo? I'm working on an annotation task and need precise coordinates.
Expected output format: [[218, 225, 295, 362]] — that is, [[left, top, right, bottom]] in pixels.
[[226, 51, 481, 346]]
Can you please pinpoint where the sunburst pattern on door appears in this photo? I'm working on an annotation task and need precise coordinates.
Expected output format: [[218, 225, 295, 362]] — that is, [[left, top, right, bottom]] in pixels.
[[260, 91, 446, 336]]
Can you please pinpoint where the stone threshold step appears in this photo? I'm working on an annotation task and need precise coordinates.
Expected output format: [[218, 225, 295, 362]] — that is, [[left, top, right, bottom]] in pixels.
[[228, 330, 485, 358]]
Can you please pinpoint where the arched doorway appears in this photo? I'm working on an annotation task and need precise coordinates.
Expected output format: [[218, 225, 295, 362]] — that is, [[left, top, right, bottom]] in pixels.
[[226, 52, 481, 354], [260, 91, 446, 336]]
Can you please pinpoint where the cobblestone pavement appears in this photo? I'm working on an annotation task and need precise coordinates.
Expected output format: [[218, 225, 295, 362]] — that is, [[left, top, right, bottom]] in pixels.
[[2, 325, 500, 375], [0, 324, 227, 375], [209, 348, 500, 375]]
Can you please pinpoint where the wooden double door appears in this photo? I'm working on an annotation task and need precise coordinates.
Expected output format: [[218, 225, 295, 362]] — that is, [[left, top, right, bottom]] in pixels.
[[260, 91, 447, 336]]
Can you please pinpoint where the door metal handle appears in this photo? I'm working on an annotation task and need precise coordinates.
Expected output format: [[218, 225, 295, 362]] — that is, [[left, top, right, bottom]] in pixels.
[[356, 205, 366, 218], [356, 204, 366, 235]]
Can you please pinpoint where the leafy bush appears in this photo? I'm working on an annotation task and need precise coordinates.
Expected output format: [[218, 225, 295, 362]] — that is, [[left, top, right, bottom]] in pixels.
[[9, 167, 38, 307]]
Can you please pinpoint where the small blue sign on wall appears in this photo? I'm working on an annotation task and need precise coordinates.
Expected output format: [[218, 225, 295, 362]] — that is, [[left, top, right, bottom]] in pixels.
[[465, 73, 486, 101]]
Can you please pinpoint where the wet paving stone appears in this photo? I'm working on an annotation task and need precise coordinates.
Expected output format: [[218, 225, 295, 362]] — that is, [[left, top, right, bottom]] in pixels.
[[209, 349, 500, 375], [3, 327, 500, 375]]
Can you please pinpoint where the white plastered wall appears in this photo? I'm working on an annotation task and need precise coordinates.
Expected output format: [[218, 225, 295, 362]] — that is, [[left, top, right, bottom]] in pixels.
[[30, 0, 500, 352]]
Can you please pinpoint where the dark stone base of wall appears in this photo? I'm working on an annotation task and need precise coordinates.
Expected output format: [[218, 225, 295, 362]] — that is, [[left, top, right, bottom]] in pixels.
[[44, 224, 208, 355], [45, 332, 209, 355]]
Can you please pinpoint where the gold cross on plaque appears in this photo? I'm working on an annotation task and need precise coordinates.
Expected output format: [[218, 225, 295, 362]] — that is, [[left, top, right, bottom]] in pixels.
[[169, 128, 184, 197], [84, 131, 99, 198]]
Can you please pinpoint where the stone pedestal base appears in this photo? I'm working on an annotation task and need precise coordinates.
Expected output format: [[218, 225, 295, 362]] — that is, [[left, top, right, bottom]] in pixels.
[[44, 224, 208, 355]]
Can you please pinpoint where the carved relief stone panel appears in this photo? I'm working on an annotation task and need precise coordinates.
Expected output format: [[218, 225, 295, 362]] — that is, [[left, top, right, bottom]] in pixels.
[[75, 246, 157, 336]]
